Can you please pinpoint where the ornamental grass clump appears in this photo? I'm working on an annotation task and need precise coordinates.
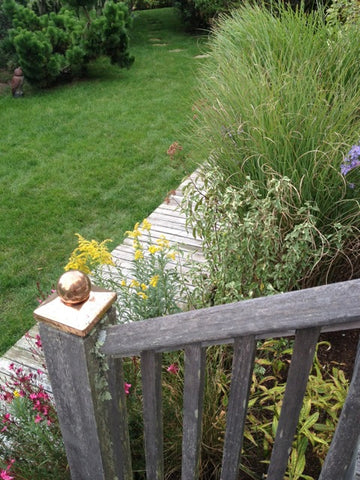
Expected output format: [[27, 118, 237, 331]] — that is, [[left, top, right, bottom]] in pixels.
[[186, 2, 360, 293]]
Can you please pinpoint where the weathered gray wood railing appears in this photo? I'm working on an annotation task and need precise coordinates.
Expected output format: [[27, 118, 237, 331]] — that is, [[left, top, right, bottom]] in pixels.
[[34, 278, 360, 480]]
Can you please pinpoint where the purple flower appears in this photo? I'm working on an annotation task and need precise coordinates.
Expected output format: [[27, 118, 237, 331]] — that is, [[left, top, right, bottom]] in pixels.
[[341, 144, 360, 176], [340, 144, 360, 189]]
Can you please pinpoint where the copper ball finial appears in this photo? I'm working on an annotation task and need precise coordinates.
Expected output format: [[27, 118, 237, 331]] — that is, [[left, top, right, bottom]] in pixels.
[[57, 270, 91, 305]]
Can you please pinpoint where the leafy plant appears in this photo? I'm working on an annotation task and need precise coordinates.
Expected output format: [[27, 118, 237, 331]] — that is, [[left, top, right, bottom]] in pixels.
[[326, 0, 360, 28], [183, 170, 349, 306], [129, 337, 348, 480], [248, 341, 349, 480], [173, 0, 233, 30], [65, 220, 182, 322], [0, 333, 69, 480]]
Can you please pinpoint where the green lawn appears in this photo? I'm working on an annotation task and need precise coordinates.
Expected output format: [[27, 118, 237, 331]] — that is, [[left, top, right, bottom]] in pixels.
[[0, 7, 207, 355]]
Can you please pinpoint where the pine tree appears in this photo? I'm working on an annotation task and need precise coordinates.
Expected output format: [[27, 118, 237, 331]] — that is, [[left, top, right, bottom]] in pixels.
[[3, 0, 134, 87]]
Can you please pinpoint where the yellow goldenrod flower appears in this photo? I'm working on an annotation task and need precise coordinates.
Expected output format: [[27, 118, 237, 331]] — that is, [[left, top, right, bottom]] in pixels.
[[148, 245, 161, 255], [65, 255, 92, 274], [149, 275, 159, 288], [13, 390, 21, 398], [141, 219, 152, 231], [136, 291, 148, 300], [167, 252, 177, 261], [157, 235, 170, 248], [130, 279, 140, 288], [120, 279, 127, 287], [64, 234, 114, 273], [126, 222, 141, 238], [141, 283, 148, 291], [134, 249, 144, 261]]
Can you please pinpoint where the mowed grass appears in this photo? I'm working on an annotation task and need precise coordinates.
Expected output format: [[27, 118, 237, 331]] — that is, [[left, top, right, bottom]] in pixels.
[[0, 7, 208, 355]]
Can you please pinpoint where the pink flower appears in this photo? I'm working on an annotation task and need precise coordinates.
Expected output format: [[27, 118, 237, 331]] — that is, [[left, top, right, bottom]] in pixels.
[[34, 414, 42, 423], [0, 461, 15, 480], [124, 383, 131, 395], [2, 414, 11, 431], [0, 392, 13, 402], [35, 335, 42, 349], [0, 470, 14, 480], [167, 363, 179, 375], [2, 413, 11, 423]]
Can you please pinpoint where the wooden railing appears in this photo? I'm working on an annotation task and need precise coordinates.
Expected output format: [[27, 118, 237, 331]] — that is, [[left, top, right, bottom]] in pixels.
[[34, 278, 360, 480]]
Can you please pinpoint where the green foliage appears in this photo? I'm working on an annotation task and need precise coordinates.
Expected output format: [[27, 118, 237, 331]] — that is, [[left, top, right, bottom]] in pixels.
[[3, 0, 134, 86], [127, 0, 172, 11], [173, 0, 325, 31], [66, 221, 182, 322], [0, 11, 11, 66], [1, 398, 69, 479], [99, 226, 182, 321], [122, 338, 349, 479], [326, 0, 360, 28], [248, 341, 349, 480], [183, 169, 350, 306], [173, 0, 242, 30], [185, 2, 360, 296], [0, 335, 69, 479], [27, 0, 62, 16]]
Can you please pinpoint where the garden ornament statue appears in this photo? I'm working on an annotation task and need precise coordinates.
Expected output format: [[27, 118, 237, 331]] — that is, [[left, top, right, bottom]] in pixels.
[[11, 67, 24, 97]]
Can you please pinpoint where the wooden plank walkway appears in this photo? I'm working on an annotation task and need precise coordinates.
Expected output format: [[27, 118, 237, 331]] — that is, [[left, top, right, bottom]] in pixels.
[[0, 173, 204, 390]]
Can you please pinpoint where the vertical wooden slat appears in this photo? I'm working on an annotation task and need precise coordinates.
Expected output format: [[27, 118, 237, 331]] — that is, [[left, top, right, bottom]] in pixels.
[[141, 351, 164, 480], [182, 344, 206, 480], [266, 327, 321, 480], [220, 336, 256, 480], [318, 337, 360, 480], [106, 356, 133, 480]]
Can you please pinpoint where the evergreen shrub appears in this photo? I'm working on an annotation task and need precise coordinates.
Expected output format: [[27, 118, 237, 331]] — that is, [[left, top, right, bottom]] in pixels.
[[2, 0, 134, 87]]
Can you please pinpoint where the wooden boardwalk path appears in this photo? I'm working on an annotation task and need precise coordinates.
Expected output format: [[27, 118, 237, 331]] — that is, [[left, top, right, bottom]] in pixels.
[[0, 173, 204, 390]]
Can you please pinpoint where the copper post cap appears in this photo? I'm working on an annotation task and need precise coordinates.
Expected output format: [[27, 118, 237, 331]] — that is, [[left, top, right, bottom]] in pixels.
[[57, 270, 91, 305]]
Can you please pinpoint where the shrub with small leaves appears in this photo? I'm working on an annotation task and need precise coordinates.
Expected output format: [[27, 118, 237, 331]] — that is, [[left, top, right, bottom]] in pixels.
[[182, 168, 350, 306]]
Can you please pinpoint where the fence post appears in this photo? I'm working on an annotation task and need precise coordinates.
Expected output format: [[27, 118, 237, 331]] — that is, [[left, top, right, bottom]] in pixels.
[[34, 272, 132, 480]]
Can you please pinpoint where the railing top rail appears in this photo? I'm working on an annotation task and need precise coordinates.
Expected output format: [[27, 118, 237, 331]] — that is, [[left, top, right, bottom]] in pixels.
[[101, 279, 360, 357]]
